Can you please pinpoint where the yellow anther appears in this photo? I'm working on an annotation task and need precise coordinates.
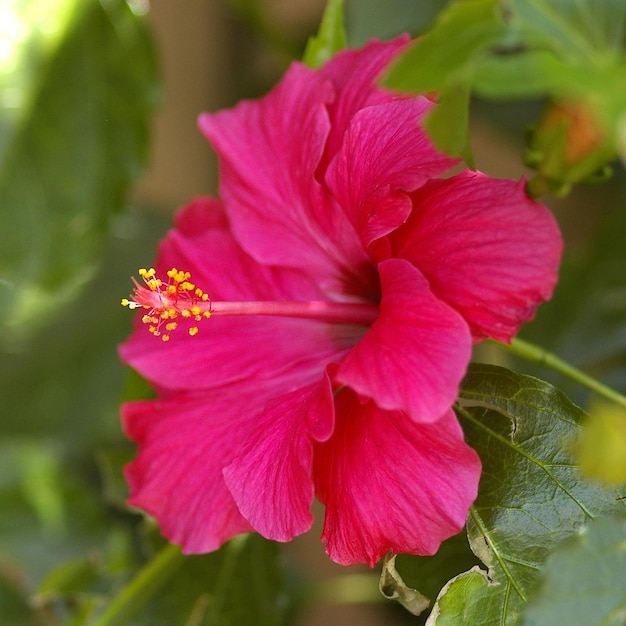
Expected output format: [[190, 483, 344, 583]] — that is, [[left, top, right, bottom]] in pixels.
[[124, 267, 212, 341]]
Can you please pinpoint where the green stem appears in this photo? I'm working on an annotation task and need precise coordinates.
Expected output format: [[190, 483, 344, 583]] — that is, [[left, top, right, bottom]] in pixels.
[[490, 337, 626, 409], [90, 543, 185, 626]]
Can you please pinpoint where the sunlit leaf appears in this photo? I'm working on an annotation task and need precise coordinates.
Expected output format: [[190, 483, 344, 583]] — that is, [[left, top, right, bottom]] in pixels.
[[509, 0, 626, 60], [0, 0, 157, 345], [383, 0, 506, 94], [523, 514, 626, 626], [382, 0, 505, 158], [427, 364, 625, 624]]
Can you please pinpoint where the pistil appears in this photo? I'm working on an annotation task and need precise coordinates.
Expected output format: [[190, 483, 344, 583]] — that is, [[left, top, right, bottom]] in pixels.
[[122, 268, 378, 341]]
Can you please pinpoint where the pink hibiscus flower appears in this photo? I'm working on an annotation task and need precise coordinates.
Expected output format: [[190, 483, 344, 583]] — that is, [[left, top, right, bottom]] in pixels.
[[119, 38, 562, 566]]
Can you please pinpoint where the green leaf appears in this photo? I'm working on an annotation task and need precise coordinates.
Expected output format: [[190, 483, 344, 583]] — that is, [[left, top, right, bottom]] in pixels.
[[302, 0, 347, 68], [423, 81, 474, 163], [383, 0, 507, 94], [523, 514, 626, 626], [0, 0, 157, 345], [382, 0, 506, 159], [428, 364, 625, 625], [471, 50, 561, 99]]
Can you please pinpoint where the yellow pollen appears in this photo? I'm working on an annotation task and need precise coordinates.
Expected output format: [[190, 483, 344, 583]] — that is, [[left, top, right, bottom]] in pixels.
[[122, 267, 212, 341]]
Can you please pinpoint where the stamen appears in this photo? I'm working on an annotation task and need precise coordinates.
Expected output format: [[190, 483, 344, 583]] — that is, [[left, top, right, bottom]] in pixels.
[[121, 267, 212, 341], [122, 267, 379, 341]]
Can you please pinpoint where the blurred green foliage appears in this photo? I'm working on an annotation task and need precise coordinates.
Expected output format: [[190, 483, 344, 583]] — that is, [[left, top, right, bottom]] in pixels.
[[0, 0, 157, 345]]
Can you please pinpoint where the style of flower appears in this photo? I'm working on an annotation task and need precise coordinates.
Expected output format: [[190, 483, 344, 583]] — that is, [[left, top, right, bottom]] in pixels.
[[119, 37, 562, 566]]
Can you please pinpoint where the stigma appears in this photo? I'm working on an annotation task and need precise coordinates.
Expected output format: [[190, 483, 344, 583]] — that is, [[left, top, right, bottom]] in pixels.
[[121, 268, 212, 341]]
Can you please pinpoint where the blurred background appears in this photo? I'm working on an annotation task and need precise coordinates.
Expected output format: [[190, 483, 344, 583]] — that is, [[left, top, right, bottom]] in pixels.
[[0, 0, 624, 624]]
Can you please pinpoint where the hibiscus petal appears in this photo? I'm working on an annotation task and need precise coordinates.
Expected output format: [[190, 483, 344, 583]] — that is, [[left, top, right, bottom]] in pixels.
[[319, 36, 411, 168], [335, 258, 471, 423], [122, 391, 262, 553], [389, 171, 563, 342], [119, 198, 360, 392], [223, 375, 334, 542], [313, 393, 481, 566], [198, 65, 370, 293], [326, 98, 458, 245]]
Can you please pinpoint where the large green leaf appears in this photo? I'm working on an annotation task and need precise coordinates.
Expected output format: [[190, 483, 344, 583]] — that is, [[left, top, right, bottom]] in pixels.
[[383, 0, 506, 94], [0, 0, 157, 344], [522, 514, 626, 625], [427, 364, 625, 625]]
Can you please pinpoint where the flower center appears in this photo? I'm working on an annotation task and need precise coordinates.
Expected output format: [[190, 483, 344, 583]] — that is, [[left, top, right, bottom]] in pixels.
[[121, 267, 379, 342]]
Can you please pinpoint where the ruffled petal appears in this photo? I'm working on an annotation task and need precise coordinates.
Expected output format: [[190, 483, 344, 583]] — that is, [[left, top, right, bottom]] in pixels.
[[223, 375, 334, 542], [319, 36, 411, 167], [122, 390, 265, 553], [199, 65, 370, 293], [313, 393, 481, 566], [326, 98, 458, 245], [389, 171, 562, 342], [335, 258, 471, 423], [119, 198, 361, 392]]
